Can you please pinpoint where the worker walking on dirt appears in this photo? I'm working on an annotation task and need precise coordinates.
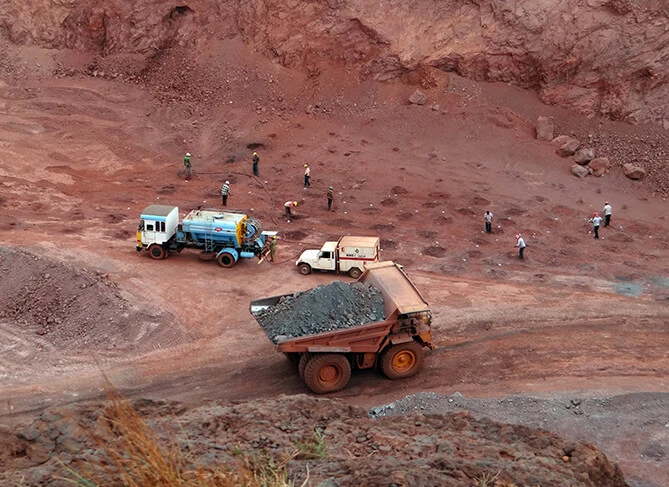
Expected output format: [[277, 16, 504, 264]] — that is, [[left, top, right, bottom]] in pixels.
[[327, 186, 334, 211], [515, 234, 526, 260], [304, 164, 311, 188], [184, 152, 192, 181], [589, 212, 603, 239], [603, 201, 612, 227], [285, 200, 298, 218], [269, 235, 277, 262], [221, 181, 230, 206], [252, 151, 260, 176], [484, 210, 493, 234]]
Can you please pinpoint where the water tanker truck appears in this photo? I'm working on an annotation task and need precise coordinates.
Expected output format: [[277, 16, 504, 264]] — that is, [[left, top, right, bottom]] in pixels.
[[250, 261, 433, 393], [136, 205, 275, 267]]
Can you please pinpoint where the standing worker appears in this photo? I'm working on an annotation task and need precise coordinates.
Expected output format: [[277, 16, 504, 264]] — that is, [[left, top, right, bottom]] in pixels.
[[183, 152, 192, 181], [284, 200, 298, 218], [221, 181, 230, 206], [269, 235, 277, 262], [252, 151, 259, 176], [515, 234, 526, 260], [303, 164, 311, 188], [603, 201, 612, 227], [327, 186, 334, 211], [590, 212, 602, 239], [484, 210, 493, 234]]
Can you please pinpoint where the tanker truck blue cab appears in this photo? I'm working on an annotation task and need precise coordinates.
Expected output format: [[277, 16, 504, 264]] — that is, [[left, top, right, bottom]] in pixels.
[[136, 204, 276, 268]]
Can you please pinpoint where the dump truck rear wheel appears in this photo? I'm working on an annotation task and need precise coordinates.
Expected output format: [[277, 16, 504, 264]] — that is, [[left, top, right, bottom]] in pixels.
[[217, 252, 236, 268], [298, 353, 311, 380], [303, 353, 351, 394], [148, 244, 165, 260], [298, 263, 311, 275], [348, 267, 362, 279], [380, 341, 424, 380]]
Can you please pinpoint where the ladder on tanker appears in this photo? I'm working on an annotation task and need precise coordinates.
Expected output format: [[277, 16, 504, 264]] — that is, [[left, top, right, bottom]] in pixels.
[[203, 216, 215, 253]]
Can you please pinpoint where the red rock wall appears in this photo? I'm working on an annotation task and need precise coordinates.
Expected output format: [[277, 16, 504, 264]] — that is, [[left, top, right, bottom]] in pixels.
[[2, 0, 668, 125]]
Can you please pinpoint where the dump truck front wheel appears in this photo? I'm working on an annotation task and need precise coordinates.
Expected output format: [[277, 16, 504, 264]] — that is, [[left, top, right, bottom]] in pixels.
[[298, 353, 311, 380], [303, 353, 351, 394], [381, 341, 424, 380], [148, 244, 165, 260], [348, 267, 362, 279], [217, 252, 236, 268], [298, 263, 312, 275]]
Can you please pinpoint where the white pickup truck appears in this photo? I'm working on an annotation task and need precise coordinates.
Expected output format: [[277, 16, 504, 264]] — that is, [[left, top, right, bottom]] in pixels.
[[296, 236, 381, 278]]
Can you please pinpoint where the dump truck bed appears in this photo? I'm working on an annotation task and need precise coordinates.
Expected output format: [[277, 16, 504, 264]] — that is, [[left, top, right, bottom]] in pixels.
[[250, 262, 428, 353]]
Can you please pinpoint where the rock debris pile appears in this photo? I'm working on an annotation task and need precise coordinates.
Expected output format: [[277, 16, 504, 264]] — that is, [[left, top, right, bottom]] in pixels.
[[253, 281, 385, 343]]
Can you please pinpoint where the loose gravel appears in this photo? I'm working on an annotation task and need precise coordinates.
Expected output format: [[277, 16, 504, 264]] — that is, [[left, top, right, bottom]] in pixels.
[[253, 281, 385, 343]]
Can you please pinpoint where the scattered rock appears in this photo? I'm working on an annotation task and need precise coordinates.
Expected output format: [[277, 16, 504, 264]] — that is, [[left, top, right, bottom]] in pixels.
[[408, 90, 427, 105], [551, 135, 571, 147], [622, 163, 646, 180], [573, 148, 595, 165], [571, 164, 590, 178], [588, 157, 612, 177], [556, 138, 581, 157], [535, 116, 554, 141]]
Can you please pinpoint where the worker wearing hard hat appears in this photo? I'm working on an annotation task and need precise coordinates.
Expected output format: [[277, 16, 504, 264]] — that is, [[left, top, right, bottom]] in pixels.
[[221, 181, 230, 206], [252, 151, 260, 176], [515, 234, 526, 260], [284, 200, 298, 217], [303, 164, 311, 188], [184, 152, 192, 181]]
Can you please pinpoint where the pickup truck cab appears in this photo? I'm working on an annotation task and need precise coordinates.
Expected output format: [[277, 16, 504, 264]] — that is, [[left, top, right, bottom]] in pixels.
[[296, 236, 380, 278]]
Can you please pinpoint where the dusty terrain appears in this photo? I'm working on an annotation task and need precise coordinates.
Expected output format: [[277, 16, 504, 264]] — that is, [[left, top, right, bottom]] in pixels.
[[0, 2, 668, 485]]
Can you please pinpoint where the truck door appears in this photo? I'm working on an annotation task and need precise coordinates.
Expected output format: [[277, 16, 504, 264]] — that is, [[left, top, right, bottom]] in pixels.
[[318, 251, 336, 270], [142, 220, 157, 245]]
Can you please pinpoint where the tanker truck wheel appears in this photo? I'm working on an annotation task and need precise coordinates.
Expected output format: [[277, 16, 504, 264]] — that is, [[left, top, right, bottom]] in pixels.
[[298, 263, 311, 275], [217, 252, 236, 268], [380, 341, 424, 380], [348, 267, 362, 279], [148, 244, 166, 260], [303, 353, 351, 394]]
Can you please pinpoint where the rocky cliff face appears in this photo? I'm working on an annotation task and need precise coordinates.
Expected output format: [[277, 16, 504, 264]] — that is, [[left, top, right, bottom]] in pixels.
[[2, 0, 668, 125]]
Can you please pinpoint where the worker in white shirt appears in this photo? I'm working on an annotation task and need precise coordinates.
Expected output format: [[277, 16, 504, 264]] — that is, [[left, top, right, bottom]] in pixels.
[[515, 234, 526, 260], [284, 200, 298, 217], [484, 210, 493, 233], [303, 164, 311, 188], [603, 201, 612, 227], [589, 212, 603, 239]]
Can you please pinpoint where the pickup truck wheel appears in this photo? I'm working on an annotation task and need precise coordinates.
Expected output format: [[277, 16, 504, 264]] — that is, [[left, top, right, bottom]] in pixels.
[[148, 244, 165, 260], [298, 263, 311, 275], [348, 267, 362, 279], [380, 341, 424, 380], [304, 353, 351, 394], [217, 252, 236, 268], [298, 353, 311, 380]]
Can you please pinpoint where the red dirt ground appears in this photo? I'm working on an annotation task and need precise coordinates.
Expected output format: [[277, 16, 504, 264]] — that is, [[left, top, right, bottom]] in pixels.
[[0, 39, 668, 485]]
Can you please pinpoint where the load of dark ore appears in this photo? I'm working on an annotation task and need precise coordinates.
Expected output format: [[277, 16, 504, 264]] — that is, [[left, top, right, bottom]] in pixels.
[[253, 281, 386, 343]]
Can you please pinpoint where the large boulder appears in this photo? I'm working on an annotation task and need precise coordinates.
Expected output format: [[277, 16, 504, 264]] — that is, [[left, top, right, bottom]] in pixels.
[[574, 148, 595, 165], [408, 90, 427, 105], [622, 163, 646, 180], [556, 138, 580, 157], [571, 164, 589, 178], [588, 157, 611, 177], [551, 135, 571, 146], [536, 116, 554, 141]]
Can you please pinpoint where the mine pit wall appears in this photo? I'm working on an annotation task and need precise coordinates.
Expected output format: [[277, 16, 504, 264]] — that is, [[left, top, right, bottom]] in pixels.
[[2, 0, 669, 126]]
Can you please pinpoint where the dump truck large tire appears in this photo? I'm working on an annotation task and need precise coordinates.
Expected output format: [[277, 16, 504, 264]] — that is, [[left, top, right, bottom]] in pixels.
[[148, 244, 165, 260], [380, 341, 424, 380], [217, 252, 236, 268], [348, 267, 362, 279], [298, 353, 311, 380], [303, 353, 351, 394]]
